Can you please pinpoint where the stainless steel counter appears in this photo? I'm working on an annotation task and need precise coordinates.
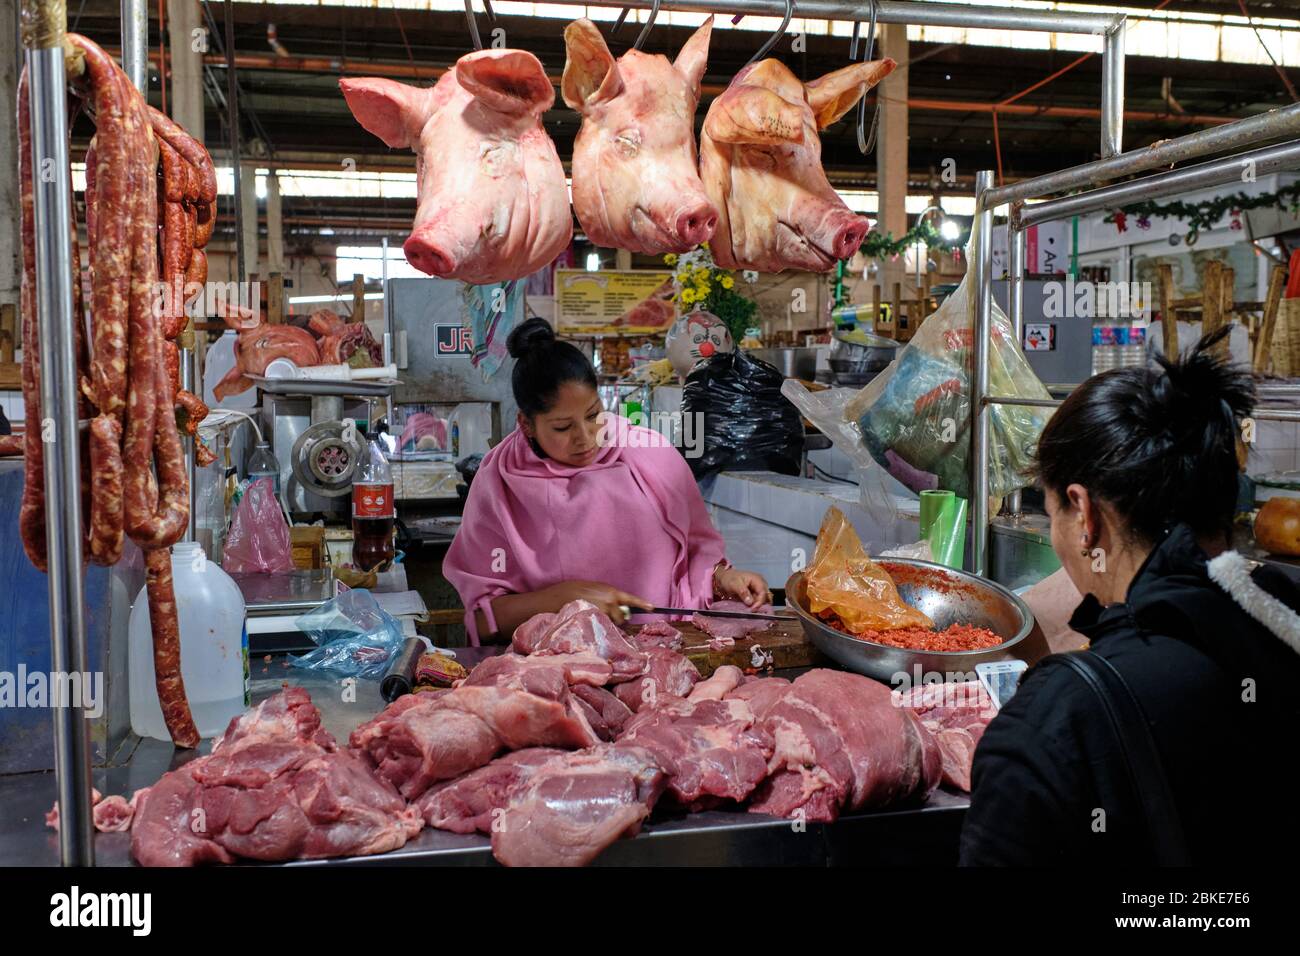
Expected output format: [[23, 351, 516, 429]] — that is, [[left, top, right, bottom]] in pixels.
[[0, 653, 969, 867]]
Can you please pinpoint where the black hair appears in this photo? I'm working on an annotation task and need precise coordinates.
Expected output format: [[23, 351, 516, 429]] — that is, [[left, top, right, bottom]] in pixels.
[[506, 317, 599, 418], [1031, 326, 1254, 546]]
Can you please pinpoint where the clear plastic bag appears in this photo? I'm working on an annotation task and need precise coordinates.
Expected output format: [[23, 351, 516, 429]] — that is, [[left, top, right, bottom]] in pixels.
[[806, 507, 933, 633], [290, 589, 405, 680], [843, 231, 1053, 500], [221, 477, 293, 573]]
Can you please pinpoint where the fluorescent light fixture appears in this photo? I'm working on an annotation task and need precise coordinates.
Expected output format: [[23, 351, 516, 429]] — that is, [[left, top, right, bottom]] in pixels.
[[586, 253, 601, 272], [288, 293, 385, 304], [940, 219, 961, 241]]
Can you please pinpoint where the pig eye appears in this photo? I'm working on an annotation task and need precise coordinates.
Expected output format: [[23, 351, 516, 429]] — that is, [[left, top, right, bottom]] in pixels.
[[614, 129, 642, 158]]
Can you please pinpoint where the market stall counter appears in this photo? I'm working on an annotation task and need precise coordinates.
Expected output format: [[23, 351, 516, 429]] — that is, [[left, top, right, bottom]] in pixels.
[[0, 650, 969, 868]]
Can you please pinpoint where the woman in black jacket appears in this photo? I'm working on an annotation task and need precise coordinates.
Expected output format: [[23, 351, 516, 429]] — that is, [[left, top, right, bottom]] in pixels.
[[961, 328, 1300, 865]]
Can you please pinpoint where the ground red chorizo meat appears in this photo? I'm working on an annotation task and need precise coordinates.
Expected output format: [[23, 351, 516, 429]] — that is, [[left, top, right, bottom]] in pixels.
[[820, 612, 1003, 651]]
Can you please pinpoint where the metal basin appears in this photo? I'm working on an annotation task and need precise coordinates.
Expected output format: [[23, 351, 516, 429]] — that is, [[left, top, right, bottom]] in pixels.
[[750, 347, 820, 381], [785, 559, 1033, 683], [828, 332, 898, 388]]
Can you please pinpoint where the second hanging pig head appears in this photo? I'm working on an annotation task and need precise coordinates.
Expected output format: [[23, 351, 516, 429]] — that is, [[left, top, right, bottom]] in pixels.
[[563, 17, 719, 255]]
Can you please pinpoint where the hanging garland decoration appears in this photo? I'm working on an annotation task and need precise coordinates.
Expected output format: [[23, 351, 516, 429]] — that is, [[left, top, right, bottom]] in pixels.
[[859, 218, 965, 260], [1102, 181, 1300, 242]]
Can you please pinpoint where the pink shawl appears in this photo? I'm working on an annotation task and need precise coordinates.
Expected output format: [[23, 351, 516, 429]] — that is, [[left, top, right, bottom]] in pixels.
[[443, 415, 725, 644]]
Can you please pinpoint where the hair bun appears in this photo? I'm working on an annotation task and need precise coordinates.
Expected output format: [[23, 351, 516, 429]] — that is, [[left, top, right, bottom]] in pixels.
[[1153, 325, 1254, 429], [507, 317, 556, 359]]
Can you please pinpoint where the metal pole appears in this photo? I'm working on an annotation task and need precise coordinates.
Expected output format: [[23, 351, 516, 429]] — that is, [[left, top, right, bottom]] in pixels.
[[1004, 226, 1026, 517], [594, 0, 1120, 34], [983, 102, 1300, 211], [1018, 139, 1300, 228], [970, 170, 994, 577], [1100, 22, 1125, 159], [224, 0, 244, 282], [23, 0, 95, 867], [120, 0, 149, 92]]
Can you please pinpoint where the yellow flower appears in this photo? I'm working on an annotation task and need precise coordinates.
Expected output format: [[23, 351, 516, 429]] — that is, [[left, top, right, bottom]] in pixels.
[[694, 266, 709, 279], [664, 253, 678, 266], [681, 288, 696, 304], [721, 276, 735, 289]]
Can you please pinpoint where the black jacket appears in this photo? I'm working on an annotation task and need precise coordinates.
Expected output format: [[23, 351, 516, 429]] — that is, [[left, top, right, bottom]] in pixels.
[[960, 524, 1300, 865]]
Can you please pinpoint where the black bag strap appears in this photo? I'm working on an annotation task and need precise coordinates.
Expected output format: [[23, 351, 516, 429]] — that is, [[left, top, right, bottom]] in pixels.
[[1050, 650, 1192, 866]]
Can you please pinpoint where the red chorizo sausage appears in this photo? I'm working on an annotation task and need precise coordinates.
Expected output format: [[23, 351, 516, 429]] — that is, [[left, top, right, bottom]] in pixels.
[[144, 547, 200, 749], [194, 201, 215, 248], [17, 71, 46, 572]]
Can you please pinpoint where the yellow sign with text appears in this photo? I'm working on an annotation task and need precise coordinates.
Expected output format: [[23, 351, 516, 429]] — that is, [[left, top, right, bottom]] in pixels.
[[555, 269, 677, 334]]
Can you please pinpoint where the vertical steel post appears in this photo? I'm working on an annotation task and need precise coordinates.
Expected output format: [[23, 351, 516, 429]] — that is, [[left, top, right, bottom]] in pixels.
[[23, 0, 95, 866], [970, 170, 995, 576], [120, 0, 149, 92], [1101, 23, 1126, 158], [1004, 225, 1026, 517]]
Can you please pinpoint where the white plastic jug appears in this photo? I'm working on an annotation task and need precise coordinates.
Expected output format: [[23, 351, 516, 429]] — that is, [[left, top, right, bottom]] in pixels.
[[446, 403, 491, 459], [203, 330, 256, 410], [129, 542, 249, 742]]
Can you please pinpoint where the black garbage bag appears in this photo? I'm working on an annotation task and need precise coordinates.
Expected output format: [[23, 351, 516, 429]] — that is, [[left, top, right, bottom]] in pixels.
[[681, 350, 805, 480]]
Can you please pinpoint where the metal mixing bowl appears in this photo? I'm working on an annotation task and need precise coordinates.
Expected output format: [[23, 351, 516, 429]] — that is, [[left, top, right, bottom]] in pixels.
[[785, 559, 1033, 683], [750, 347, 820, 381]]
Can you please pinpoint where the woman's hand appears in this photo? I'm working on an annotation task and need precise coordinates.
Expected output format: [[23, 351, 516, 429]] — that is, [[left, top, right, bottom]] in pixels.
[[713, 567, 771, 607], [544, 580, 654, 626]]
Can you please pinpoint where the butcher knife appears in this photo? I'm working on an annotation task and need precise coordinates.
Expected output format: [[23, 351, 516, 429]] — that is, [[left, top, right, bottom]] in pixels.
[[622, 605, 797, 622]]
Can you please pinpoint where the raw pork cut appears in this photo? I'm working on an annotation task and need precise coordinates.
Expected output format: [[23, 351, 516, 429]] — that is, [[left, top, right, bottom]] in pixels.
[[692, 601, 774, 641], [747, 670, 941, 822], [619, 696, 773, 808], [571, 684, 634, 741], [340, 49, 572, 283], [561, 17, 717, 254], [418, 747, 563, 834], [635, 621, 684, 651], [46, 788, 140, 833], [130, 689, 422, 866], [894, 681, 996, 792], [687, 664, 745, 702], [530, 605, 648, 682], [463, 649, 613, 691], [491, 744, 666, 867], [350, 671, 600, 799], [613, 646, 700, 712], [700, 58, 896, 273]]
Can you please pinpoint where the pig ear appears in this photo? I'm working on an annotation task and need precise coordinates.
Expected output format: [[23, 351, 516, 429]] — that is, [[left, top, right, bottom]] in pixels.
[[338, 77, 433, 149], [673, 16, 713, 99], [704, 78, 804, 146], [562, 18, 623, 111], [804, 58, 897, 130], [457, 49, 556, 116]]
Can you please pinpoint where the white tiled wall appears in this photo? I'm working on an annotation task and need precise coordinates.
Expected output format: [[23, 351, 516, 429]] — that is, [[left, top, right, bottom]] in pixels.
[[1247, 418, 1300, 476]]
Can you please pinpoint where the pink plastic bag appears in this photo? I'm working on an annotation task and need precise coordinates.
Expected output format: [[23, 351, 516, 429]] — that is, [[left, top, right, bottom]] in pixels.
[[222, 478, 293, 573]]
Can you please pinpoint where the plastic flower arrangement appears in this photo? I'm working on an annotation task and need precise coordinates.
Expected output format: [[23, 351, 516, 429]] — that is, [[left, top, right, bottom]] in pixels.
[[664, 242, 757, 344]]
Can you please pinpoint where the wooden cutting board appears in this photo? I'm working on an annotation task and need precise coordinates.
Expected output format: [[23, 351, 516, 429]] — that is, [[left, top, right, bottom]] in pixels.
[[671, 620, 823, 677]]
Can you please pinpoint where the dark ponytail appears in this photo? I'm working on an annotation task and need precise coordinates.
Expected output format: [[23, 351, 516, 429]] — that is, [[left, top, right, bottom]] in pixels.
[[1032, 326, 1254, 545], [506, 317, 598, 417]]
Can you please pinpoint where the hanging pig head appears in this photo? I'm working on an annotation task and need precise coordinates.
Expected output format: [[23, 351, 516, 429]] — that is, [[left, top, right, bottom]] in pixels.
[[700, 57, 896, 273], [562, 17, 718, 255], [339, 49, 572, 284]]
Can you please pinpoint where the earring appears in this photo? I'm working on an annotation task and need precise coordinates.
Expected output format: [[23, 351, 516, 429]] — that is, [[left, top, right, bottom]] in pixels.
[[1080, 535, 1090, 557]]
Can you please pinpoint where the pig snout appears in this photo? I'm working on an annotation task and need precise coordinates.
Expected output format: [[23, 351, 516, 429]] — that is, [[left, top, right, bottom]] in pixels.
[[403, 230, 457, 277], [673, 202, 718, 247], [829, 216, 871, 261]]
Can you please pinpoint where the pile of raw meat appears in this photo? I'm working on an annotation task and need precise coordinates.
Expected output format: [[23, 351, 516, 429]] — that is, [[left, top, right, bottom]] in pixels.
[[64, 603, 994, 867]]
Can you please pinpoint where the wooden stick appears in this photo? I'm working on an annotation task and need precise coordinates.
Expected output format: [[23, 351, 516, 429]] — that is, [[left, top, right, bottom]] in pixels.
[[1158, 263, 1178, 358], [1202, 261, 1224, 352], [1254, 264, 1287, 373], [267, 272, 284, 325]]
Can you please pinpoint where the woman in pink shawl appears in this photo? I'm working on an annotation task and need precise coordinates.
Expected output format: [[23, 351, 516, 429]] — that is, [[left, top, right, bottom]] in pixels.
[[443, 318, 768, 644]]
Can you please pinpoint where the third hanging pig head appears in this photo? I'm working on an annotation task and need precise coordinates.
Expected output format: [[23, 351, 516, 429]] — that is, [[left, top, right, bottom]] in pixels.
[[701, 57, 897, 274], [562, 17, 718, 255]]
